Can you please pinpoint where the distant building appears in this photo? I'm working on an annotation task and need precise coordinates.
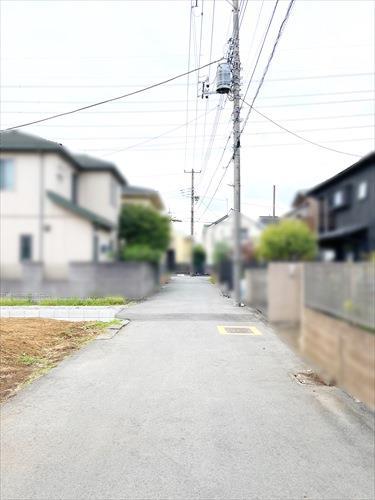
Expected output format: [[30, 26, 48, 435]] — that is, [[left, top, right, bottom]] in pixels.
[[284, 191, 319, 232], [298, 152, 374, 261], [203, 211, 262, 266], [0, 130, 126, 279], [122, 185, 164, 212], [168, 232, 192, 273], [258, 215, 279, 227]]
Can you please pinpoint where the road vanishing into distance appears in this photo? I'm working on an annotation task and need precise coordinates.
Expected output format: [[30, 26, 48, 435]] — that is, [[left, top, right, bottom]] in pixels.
[[1, 276, 374, 499]]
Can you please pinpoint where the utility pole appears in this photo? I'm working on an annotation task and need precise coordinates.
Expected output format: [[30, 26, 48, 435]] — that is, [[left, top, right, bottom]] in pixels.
[[184, 168, 201, 273], [273, 185, 276, 217], [232, 0, 241, 306]]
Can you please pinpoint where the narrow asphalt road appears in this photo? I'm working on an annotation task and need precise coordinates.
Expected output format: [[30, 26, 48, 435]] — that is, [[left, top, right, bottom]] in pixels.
[[1, 276, 374, 500]]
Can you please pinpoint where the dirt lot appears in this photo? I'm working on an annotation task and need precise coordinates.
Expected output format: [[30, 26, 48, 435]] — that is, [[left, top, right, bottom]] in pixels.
[[0, 318, 106, 402]]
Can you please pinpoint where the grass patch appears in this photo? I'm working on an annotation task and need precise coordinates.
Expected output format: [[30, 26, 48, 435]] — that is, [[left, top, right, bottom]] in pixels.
[[18, 353, 44, 366], [0, 296, 128, 306], [88, 319, 123, 329], [0, 297, 34, 306]]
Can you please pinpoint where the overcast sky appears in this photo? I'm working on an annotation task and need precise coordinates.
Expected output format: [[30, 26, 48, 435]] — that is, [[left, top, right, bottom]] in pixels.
[[1, 0, 374, 237]]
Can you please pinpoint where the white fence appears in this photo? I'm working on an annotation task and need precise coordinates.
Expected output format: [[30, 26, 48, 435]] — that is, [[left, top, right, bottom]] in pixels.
[[304, 262, 375, 330]]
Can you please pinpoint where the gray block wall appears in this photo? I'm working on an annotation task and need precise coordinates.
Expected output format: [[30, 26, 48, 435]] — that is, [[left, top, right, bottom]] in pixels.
[[1, 262, 159, 300]]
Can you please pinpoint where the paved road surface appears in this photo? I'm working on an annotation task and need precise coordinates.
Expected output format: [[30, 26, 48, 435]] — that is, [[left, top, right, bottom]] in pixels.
[[1, 276, 374, 499]]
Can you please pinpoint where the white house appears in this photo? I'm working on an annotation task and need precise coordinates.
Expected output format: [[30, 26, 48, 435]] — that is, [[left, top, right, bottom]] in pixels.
[[0, 130, 126, 279], [202, 210, 263, 266]]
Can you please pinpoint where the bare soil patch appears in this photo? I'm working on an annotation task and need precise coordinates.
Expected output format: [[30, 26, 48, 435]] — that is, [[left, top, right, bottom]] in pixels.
[[0, 318, 105, 402]]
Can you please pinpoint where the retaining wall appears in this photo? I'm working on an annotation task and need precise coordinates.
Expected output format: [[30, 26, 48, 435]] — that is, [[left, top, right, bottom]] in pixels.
[[1, 262, 159, 300], [301, 307, 375, 409]]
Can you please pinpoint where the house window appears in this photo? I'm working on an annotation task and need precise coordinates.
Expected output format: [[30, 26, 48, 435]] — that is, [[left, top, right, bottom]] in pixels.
[[333, 190, 343, 208], [110, 178, 117, 207], [57, 165, 64, 183], [240, 228, 248, 241], [358, 181, 368, 200], [93, 234, 99, 262], [72, 173, 79, 204], [20, 235, 32, 261], [0, 159, 15, 190]]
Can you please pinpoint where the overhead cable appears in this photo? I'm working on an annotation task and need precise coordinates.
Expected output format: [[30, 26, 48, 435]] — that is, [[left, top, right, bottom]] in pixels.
[[1, 57, 224, 131]]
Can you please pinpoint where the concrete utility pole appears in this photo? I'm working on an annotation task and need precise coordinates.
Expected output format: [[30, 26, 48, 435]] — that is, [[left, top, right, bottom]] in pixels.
[[232, 0, 241, 306], [184, 168, 201, 273], [273, 185, 276, 217]]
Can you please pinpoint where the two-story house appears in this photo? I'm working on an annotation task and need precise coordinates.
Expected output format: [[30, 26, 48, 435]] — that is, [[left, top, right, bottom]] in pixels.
[[0, 130, 127, 279], [203, 210, 262, 266], [122, 185, 164, 212], [306, 152, 375, 261], [284, 191, 319, 232]]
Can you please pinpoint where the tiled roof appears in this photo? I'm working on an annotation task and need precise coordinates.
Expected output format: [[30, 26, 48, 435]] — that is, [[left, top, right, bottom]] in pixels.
[[0, 130, 126, 185]]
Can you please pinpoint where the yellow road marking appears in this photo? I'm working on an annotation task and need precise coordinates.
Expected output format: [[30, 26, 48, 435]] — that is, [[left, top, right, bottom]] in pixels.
[[217, 325, 263, 336]]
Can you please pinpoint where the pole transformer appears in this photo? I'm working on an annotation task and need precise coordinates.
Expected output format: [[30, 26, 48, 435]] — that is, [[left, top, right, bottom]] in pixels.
[[232, 0, 241, 306]]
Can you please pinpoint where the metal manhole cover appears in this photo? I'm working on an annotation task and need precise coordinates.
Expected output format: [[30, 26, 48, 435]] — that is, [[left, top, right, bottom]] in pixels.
[[217, 325, 262, 336]]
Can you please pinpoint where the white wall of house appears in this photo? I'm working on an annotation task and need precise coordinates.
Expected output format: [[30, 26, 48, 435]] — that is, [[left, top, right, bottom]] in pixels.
[[44, 152, 76, 199], [1, 152, 43, 278], [43, 211, 93, 279], [203, 212, 262, 266], [0, 151, 120, 279], [79, 171, 121, 224]]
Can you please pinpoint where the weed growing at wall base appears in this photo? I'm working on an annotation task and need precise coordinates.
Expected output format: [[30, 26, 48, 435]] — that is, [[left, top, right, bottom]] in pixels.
[[0, 296, 128, 306]]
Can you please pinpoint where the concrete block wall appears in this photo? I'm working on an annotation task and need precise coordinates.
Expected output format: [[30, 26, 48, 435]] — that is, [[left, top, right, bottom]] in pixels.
[[267, 263, 303, 323], [245, 268, 268, 313], [1, 262, 159, 300], [301, 307, 375, 409]]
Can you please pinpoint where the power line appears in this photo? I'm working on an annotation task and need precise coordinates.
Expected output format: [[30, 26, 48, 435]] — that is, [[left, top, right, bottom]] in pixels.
[[103, 107, 217, 157], [3, 109, 216, 115], [3, 88, 371, 104], [201, 0, 217, 173], [78, 138, 373, 153], [1, 57, 224, 131], [239, 0, 249, 29], [242, 0, 279, 105], [4, 98, 372, 115], [196, 0, 292, 227], [1, 72, 372, 89], [241, 0, 295, 133], [257, 98, 374, 108], [21, 112, 372, 128], [241, 0, 265, 88], [184, 2, 194, 170], [247, 105, 364, 157], [192, 0, 205, 171], [53, 125, 371, 141], [197, 156, 233, 221], [199, 97, 228, 177], [196, 131, 232, 212]]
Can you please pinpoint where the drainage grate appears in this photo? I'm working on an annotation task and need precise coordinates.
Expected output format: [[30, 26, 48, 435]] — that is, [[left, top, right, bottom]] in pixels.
[[225, 326, 253, 334], [217, 325, 262, 336], [293, 370, 328, 386]]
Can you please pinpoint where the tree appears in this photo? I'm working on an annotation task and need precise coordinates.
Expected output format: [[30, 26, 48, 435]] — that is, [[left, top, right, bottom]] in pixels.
[[193, 244, 206, 274], [119, 204, 170, 251], [119, 205, 170, 263], [213, 241, 231, 267], [256, 219, 317, 262]]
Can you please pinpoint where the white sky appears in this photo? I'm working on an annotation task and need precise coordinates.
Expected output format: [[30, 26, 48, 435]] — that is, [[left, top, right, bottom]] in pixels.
[[1, 0, 374, 237]]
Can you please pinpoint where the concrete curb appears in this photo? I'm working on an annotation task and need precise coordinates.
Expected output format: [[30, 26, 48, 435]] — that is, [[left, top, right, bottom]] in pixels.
[[95, 320, 130, 340]]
